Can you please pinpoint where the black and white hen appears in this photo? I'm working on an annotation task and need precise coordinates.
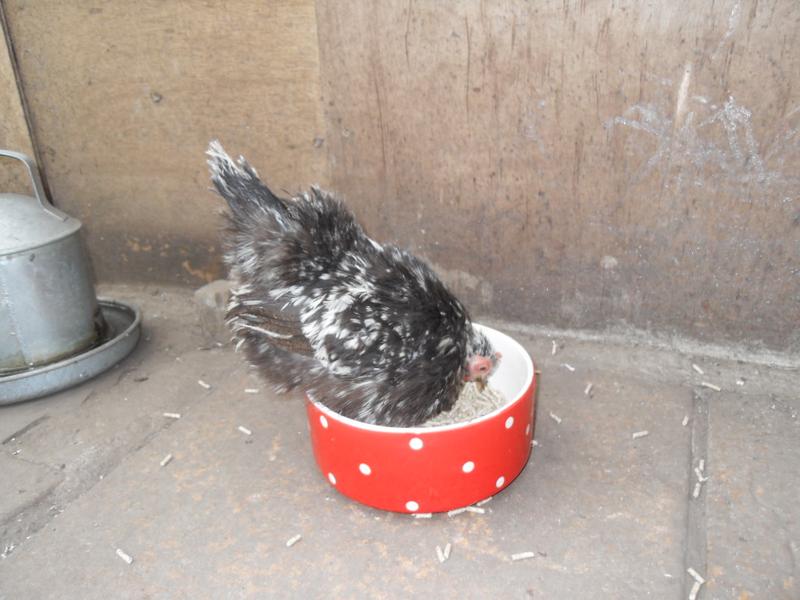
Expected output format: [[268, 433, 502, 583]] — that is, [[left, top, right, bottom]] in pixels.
[[207, 141, 500, 426]]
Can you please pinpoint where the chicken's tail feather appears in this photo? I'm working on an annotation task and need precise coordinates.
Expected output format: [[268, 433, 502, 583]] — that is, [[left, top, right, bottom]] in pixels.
[[206, 140, 291, 227]]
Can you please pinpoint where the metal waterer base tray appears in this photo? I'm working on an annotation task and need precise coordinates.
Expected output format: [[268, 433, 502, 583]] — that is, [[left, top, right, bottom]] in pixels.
[[0, 298, 141, 405]]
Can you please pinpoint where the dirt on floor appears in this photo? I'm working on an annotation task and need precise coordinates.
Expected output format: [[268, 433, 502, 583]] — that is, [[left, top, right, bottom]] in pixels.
[[0, 284, 797, 599]]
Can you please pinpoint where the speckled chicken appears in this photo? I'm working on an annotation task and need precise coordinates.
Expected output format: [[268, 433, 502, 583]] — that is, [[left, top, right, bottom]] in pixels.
[[207, 141, 500, 426]]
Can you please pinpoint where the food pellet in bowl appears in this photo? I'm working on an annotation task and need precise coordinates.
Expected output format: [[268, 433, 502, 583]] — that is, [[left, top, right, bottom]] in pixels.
[[423, 382, 508, 427]]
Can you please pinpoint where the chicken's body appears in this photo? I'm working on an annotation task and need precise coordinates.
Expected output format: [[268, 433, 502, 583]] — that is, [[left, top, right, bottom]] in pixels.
[[207, 141, 498, 426]]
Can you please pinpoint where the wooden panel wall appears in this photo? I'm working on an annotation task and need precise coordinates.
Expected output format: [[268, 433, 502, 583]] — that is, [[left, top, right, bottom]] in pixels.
[[0, 6, 34, 195], [2, 0, 326, 283], [1, 1, 798, 353], [315, 0, 799, 353]]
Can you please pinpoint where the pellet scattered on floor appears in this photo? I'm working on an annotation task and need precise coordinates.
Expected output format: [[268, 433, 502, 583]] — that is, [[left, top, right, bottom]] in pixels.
[[285, 534, 302, 548], [163, 412, 181, 419], [116, 548, 133, 564], [584, 383, 593, 396], [632, 430, 649, 439], [549, 412, 562, 424], [244, 388, 259, 394], [562, 363, 576, 372], [682, 415, 689, 427], [159, 453, 173, 467], [238, 426, 252, 436], [511, 551, 536, 561], [700, 381, 721, 392], [692, 364, 704, 375], [197, 379, 211, 390], [465, 506, 485, 514], [447, 508, 467, 517], [692, 482, 702, 499], [687, 567, 705, 584]]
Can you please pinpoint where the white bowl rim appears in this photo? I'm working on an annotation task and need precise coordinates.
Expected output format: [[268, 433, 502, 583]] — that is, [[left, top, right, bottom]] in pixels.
[[310, 324, 535, 434]]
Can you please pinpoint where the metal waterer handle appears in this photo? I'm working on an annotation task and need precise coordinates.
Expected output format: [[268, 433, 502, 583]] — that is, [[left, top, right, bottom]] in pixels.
[[0, 149, 67, 221]]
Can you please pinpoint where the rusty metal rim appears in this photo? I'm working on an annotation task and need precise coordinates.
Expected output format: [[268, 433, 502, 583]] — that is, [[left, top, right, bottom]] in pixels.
[[0, 298, 141, 405]]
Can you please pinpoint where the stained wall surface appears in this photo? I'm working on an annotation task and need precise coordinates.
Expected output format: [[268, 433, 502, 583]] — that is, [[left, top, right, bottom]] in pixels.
[[0, 11, 34, 195], [314, 0, 799, 353], [2, 1, 798, 353], [2, 0, 326, 283]]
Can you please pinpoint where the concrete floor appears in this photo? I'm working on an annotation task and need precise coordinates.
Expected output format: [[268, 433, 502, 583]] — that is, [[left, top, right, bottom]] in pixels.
[[0, 285, 797, 599]]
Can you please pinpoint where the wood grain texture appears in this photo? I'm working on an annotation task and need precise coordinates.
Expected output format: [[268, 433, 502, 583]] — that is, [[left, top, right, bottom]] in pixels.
[[3, 0, 798, 352], [315, 0, 800, 352], [4, 0, 326, 283], [0, 8, 34, 195]]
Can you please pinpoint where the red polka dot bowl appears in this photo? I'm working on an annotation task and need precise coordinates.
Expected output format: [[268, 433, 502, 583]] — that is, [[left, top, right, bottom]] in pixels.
[[305, 324, 536, 513]]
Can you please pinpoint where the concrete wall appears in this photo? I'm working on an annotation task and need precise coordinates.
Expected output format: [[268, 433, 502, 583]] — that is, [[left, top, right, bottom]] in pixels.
[[1, 1, 798, 354]]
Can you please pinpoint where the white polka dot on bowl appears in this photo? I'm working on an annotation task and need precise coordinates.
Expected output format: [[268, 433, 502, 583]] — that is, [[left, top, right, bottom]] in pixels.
[[462, 461, 475, 473], [319, 415, 328, 428], [408, 437, 423, 450], [495, 476, 505, 488], [358, 463, 371, 476], [328, 472, 336, 485], [405, 500, 419, 512], [505, 416, 514, 429]]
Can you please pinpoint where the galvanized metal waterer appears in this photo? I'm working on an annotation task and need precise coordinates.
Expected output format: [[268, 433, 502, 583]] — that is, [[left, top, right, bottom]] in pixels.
[[0, 149, 141, 403]]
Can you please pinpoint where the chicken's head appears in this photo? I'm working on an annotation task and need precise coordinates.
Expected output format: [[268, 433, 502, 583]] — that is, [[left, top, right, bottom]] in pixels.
[[464, 327, 501, 389]]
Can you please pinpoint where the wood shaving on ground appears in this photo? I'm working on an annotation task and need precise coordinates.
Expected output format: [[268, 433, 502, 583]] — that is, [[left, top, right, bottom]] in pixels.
[[584, 383, 593, 396], [549, 412, 562, 424], [692, 364, 704, 375], [423, 382, 507, 426], [632, 430, 649, 439], [237, 426, 252, 436], [159, 453, 173, 467], [163, 412, 181, 419], [197, 379, 211, 389], [285, 534, 302, 548], [116, 548, 133, 564], [700, 381, 721, 392], [562, 363, 576, 372], [511, 551, 536, 561]]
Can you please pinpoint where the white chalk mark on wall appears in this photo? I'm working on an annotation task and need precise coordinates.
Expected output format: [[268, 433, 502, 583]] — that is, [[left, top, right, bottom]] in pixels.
[[712, 0, 742, 59], [605, 92, 799, 203]]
